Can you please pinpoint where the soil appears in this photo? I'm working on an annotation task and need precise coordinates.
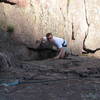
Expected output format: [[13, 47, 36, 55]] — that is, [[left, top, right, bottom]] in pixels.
[[0, 55, 100, 100]]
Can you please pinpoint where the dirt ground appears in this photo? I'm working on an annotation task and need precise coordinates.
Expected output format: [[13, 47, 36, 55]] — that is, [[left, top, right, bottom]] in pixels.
[[0, 55, 100, 100]]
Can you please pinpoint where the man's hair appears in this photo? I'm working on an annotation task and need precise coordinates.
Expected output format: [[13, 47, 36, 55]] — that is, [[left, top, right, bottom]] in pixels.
[[46, 33, 52, 37]]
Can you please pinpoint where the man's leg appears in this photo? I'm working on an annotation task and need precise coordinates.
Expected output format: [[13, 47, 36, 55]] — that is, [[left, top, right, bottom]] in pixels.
[[54, 48, 65, 59], [60, 47, 69, 58], [60, 48, 66, 58]]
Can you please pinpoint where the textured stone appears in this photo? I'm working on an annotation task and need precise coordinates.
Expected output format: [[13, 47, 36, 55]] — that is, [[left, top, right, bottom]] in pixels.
[[0, 0, 100, 57], [7, 0, 30, 7]]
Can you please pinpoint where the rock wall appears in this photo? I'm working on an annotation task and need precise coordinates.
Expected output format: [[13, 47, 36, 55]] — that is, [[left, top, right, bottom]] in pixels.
[[0, 0, 100, 57]]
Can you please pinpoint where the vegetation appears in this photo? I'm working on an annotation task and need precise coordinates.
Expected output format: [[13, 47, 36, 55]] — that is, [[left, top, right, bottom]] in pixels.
[[7, 24, 14, 33]]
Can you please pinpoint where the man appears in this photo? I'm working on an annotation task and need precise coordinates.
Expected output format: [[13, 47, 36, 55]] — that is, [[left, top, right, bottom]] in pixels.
[[42, 33, 68, 59]]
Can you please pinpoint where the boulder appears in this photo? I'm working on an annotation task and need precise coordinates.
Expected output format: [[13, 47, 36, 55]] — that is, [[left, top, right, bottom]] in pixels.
[[0, 0, 100, 57]]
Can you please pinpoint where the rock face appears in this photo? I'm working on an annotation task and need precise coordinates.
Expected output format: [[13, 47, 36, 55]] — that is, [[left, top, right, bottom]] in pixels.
[[0, 0, 100, 57]]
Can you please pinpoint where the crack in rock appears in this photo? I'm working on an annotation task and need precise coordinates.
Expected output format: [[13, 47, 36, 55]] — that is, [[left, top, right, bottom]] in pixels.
[[82, 0, 100, 54]]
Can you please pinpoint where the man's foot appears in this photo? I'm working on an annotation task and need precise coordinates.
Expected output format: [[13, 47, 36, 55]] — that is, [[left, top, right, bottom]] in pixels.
[[53, 56, 59, 59]]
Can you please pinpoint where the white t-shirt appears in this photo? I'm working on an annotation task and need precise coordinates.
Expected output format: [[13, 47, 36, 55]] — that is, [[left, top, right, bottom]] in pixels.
[[43, 36, 67, 48]]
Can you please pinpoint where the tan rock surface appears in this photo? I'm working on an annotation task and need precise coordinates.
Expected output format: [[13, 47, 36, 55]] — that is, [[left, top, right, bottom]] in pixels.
[[0, 0, 100, 57]]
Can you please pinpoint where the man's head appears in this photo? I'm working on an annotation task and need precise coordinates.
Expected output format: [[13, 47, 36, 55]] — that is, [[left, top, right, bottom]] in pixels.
[[46, 33, 53, 42]]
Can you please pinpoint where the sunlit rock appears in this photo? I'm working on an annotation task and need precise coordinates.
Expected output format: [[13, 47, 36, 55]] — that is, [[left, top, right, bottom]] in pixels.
[[0, 0, 100, 57]]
